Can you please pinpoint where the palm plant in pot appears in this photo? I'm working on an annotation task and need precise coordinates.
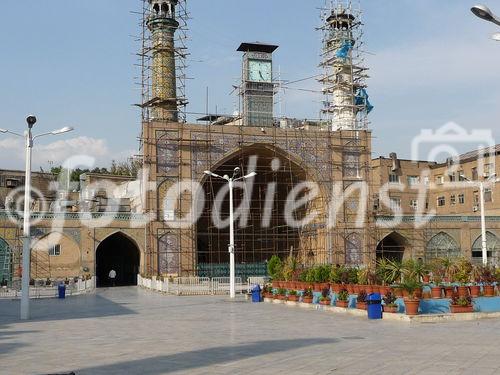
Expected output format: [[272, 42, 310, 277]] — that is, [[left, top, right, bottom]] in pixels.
[[319, 287, 331, 306], [452, 257, 472, 298], [449, 293, 474, 313], [401, 278, 422, 316], [383, 291, 398, 313], [268, 255, 283, 288], [336, 288, 349, 308], [356, 290, 368, 310], [277, 288, 287, 300], [469, 265, 482, 298], [302, 287, 313, 304], [330, 265, 343, 293], [479, 266, 496, 297]]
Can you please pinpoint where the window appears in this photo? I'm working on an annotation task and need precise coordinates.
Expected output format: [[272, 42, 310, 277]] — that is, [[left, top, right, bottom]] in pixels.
[[410, 199, 418, 210], [474, 192, 480, 205], [448, 174, 456, 182], [484, 164, 493, 178], [48, 244, 61, 256], [390, 198, 401, 211], [485, 188, 492, 203], [436, 175, 444, 185], [424, 176, 430, 186], [458, 171, 466, 181], [450, 195, 456, 205], [472, 167, 478, 181], [458, 194, 465, 204], [437, 196, 446, 207], [407, 176, 420, 186], [389, 173, 400, 184]]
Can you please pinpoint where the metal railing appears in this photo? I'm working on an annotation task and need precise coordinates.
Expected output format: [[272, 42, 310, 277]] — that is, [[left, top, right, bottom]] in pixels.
[[0, 277, 95, 299], [138, 275, 260, 296]]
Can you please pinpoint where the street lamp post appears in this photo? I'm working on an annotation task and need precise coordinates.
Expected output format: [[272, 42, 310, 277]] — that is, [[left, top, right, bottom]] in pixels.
[[204, 167, 256, 299], [0, 116, 74, 320], [461, 173, 500, 266], [471, 4, 500, 40]]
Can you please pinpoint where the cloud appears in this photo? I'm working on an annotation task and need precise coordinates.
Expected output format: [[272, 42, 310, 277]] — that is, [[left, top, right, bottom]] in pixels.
[[0, 136, 136, 171]]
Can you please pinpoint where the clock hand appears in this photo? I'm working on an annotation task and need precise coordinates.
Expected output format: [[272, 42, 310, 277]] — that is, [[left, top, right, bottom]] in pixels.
[[259, 71, 264, 80]]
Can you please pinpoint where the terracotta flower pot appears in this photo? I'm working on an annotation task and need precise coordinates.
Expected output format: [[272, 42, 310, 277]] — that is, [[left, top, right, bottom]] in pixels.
[[415, 288, 423, 299], [423, 275, 431, 283], [431, 287, 443, 299], [302, 296, 313, 304], [332, 284, 341, 293], [404, 299, 420, 316], [347, 284, 354, 294], [364, 285, 374, 294], [313, 283, 322, 292], [287, 295, 299, 302], [450, 305, 474, 314], [319, 299, 331, 306], [457, 286, 469, 298], [357, 301, 367, 310], [470, 285, 481, 298], [383, 305, 398, 313], [372, 285, 381, 294], [483, 285, 495, 297], [336, 300, 349, 308], [353, 284, 360, 294], [272, 281, 279, 288], [394, 288, 403, 298]]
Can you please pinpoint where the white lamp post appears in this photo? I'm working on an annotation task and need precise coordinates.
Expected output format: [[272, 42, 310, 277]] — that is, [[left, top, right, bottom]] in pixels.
[[471, 4, 500, 40], [204, 167, 256, 298], [460, 173, 500, 265], [0, 116, 74, 320]]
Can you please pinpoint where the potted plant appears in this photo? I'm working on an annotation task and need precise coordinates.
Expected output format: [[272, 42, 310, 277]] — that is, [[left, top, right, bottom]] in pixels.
[[383, 291, 398, 313], [452, 258, 472, 298], [401, 278, 421, 316], [449, 294, 474, 313], [268, 255, 283, 288], [336, 288, 349, 308], [262, 284, 274, 299], [283, 256, 298, 289], [287, 290, 299, 302], [356, 290, 368, 310], [479, 266, 496, 297], [319, 287, 331, 306], [314, 265, 331, 292], [330, 265, 343, 293], [302, 287, 313, 304], [469, 265, 482, 298], [276, 288, 287, 300]]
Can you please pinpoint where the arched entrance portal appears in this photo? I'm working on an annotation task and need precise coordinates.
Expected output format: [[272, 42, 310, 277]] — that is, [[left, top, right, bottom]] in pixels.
[[376, 232, 407, 262], [96, 233, 140, 287], [197, 145, 315, 277]]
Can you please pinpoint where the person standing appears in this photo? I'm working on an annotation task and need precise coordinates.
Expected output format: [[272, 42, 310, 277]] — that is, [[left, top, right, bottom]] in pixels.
[[108, 269, 117, 287]]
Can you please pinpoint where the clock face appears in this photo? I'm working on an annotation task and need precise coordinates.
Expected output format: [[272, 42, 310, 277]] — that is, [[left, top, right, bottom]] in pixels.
[[248, 59, 272, 82]]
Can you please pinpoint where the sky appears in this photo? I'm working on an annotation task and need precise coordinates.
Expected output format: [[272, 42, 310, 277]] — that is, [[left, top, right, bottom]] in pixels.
[[0, 0, 499, 170]]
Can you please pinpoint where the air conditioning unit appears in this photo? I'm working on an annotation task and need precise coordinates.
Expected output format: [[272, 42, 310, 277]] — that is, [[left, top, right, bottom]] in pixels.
[[473, 205, 479, 212], [6, 179, 19, 188]]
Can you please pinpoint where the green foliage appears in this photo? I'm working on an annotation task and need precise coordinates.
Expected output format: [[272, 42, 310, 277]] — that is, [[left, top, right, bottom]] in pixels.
[[329, 265, 344, 284], [303, 287, 313, 297], [400, 278, 422, 300], [337, 289, 349, 301], [282, 256, 298, 282], [357, 290, 367, 303], [313, 265, 331, 283], [347, 267, 359, 284], [288, 290, 298, 296], [452, 258, 473, 285], [383, 291, 397, 307], [267, 256, 283, 280], [402, 259, 428, 283]]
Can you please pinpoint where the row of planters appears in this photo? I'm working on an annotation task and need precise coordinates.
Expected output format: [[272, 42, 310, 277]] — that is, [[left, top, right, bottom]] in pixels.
[[266, 255, 500, 316]]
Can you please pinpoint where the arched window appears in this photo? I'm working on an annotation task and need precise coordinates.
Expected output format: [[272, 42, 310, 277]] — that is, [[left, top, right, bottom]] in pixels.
[[426, 232, 460, 261], [346, 233, 362, 265], [159, 233, 180, 275], [153, 3, 160, 14], [472, 232, 500, 266]]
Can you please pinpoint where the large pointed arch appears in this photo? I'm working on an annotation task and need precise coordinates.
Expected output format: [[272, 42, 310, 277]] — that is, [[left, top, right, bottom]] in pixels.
[[472, 232, 500, 266], [196, 143, 326, 278], [96, 231, 140, 287], [426, 232, 460, 261], [376, 231, 409, 262]]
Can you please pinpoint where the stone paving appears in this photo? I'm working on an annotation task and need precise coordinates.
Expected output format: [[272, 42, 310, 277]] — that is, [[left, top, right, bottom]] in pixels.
[[1, 287, 500, 375]]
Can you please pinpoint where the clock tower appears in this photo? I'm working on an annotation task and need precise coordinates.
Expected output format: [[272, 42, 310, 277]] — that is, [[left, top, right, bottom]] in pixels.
[[238, 42, 278, 127]]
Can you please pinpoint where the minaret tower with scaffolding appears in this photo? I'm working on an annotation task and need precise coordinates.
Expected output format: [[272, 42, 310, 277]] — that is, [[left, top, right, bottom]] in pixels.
[[320, 0, 372, 131], [146, 0, 180, 122]]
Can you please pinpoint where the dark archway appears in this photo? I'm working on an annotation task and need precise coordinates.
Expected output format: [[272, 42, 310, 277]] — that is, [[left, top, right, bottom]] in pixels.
[[376, 232, 407, 262], [96, 232, 140, 287], [196, 145, 312, 277]]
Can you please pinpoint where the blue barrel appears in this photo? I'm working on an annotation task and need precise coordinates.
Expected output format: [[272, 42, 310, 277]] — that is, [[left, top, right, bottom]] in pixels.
[[251, 285, 262, 303], [367, 293, 382, 319], [58, 284, 66, 299]]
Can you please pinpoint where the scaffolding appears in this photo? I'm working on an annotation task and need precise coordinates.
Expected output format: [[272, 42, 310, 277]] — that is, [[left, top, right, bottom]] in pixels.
[[138, 0, 189, 123], [319, 0, 370, 131]]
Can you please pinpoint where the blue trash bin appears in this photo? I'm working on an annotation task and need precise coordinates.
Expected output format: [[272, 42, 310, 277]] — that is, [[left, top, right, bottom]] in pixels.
[[58, 284, 66, 299], [367, 293, 382, 319], [251, 285, 262, 303]]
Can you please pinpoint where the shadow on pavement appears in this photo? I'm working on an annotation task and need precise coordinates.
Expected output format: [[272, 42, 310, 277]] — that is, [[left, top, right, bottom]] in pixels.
[[74, 338, 338, 375], [0, 293, 136, 324]]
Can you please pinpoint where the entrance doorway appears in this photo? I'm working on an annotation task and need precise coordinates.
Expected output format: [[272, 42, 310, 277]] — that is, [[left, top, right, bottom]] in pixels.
[[96, 232, 140, 287]]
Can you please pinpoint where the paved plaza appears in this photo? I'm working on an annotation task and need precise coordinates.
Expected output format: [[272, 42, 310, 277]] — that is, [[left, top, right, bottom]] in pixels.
[[1, 288, 500, 375]]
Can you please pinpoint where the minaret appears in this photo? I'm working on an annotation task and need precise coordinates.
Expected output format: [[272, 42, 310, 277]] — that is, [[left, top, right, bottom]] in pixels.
[[147, 0, 179, 122], [320, 1, 371, 131]]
